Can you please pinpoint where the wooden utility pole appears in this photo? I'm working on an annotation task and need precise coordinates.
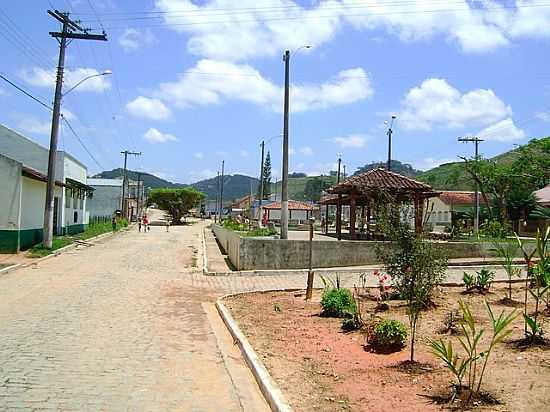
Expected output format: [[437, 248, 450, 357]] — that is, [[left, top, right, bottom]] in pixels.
[[43, 10, 106, 248], [136, 172, 142, 219], [120, 150, 141, 219]]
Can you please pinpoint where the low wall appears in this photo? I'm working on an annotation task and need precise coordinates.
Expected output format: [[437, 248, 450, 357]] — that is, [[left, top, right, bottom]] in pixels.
[[212, 225, 533, 271]]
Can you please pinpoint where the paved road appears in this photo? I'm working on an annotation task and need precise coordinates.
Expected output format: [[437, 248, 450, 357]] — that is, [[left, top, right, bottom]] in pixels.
[[0, 220, 267, 411]]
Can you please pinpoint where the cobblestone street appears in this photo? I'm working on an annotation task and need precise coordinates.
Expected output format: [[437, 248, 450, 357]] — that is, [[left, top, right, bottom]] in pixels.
[[0, 221, 267, 411]]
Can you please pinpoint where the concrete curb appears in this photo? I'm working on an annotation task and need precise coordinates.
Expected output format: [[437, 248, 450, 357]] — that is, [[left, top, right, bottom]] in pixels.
[[216, 298, 293, 412], [0, 263, 22, 276], [202, 227, 209, 274]]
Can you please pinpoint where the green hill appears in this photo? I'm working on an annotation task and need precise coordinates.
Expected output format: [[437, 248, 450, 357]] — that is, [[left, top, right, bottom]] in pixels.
[[93, 168, 185, 189], [353, 160, 420, 177], [191, 174, 259, 201]]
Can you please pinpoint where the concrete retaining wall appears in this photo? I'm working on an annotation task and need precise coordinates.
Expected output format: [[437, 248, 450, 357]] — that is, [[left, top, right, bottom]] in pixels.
[[212, 225, 533, 271]]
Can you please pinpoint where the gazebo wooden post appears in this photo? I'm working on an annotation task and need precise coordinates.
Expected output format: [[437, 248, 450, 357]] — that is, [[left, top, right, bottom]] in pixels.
[[350, 194, 357, 240], [336, 195, 342, 241], [414, 193, 424, 235], [360, 204, 365, 234], [324, 205, 329, 234]]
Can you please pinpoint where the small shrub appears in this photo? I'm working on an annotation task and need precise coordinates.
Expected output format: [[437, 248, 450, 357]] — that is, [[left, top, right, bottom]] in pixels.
[[463, 269, 494, 293], [321, 288, 356, 317], [369, 319, 407, 351], [480, 220, 511, 239]]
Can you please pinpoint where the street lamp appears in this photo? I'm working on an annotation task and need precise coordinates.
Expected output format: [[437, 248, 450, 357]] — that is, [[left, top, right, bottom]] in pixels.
[[385, 114, 397, 171], [258, 134, 283, 225], [62, 70, 112, 96], [281, 45, 311, 240]]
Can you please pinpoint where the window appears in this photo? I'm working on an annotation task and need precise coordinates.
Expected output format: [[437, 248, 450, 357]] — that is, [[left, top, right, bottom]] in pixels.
[[73, 211, 78, 223]]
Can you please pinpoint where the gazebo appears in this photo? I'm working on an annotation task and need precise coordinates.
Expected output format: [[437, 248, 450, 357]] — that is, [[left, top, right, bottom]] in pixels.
[[320, 168, 439, 240]]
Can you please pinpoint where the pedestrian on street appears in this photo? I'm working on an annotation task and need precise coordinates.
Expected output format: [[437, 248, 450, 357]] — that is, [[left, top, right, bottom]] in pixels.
[[138, 217, 142, 232], [166, 218, 170, 232], [142, 215, 149, 232], [111, 216, 117, 232]]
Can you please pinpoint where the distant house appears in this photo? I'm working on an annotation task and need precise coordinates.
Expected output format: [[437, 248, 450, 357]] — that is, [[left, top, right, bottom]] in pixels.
[[425, 191, 489, 227], [263, 200, 314, 225], [0, 124, 92, 253], [87, 178, 145, 221]]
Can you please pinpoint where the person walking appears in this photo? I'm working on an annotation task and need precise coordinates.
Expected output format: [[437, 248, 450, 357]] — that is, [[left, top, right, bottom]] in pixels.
[[138, 216, 142, 232], [142, 215, 149, 232], [166, 218, 170, 232], [111, 216, 117, 232]]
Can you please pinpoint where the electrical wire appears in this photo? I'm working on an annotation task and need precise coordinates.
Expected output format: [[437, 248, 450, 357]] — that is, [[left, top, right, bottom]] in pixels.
[[61, 116, 104, 169], [0, 74, 52, 111]]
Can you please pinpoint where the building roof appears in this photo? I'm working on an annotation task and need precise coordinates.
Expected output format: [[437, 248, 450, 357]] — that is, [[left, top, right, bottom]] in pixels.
[[22, 166, 65, 187], [439, 191, 489, 206], [534, 184, 550, 206], [328, 168, 433, 194], [264, 200, 314, 211], [87, 178, 123, 187]]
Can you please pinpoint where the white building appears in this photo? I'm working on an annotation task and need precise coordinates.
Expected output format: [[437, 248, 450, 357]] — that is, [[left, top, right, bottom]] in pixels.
[[0, 124, 92, 253], [86, 178, 123, 220]]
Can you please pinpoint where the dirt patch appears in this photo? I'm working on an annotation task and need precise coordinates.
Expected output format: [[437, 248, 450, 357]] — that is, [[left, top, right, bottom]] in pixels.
[[224, 284, 550, 412]]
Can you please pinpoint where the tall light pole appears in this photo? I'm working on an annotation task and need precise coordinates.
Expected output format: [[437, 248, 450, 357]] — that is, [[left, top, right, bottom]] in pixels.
[[385, 114, 397, 171], [336, 154, 342, 183], [43, 10, 107, 248], [281, 45, 311, 240], [458, 136, 484, 237]]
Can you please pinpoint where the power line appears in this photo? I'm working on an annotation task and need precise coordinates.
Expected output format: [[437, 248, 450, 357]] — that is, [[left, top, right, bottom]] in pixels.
[[61, 116, 104, 169], [0, 73, 52, 111]]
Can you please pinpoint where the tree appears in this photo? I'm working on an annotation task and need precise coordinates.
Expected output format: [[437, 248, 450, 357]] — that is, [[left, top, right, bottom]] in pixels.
[[304, 177, 331, 202], [376, 199, 448, 362], [148, 188, 205, 224], [258, 151, 272, 200]]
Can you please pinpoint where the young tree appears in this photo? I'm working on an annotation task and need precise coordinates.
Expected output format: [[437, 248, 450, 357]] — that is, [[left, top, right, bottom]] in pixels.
[[258, 151, 272, 200], [148, 188, 205, 224], [376, 198, 448, 362]]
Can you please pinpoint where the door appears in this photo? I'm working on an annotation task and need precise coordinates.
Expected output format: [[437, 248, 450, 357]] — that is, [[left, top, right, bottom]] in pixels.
[[53, 197, 59, 235]]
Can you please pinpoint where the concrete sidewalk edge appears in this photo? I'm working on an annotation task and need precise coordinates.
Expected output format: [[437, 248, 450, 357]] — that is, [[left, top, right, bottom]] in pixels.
[[216, 297, 293, 412]]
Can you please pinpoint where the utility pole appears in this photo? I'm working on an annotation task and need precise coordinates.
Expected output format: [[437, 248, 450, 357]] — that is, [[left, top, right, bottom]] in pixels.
[[258, 140, 265, 223], [215, 170, 220, 223], [337, 155, 342, 183], [219, 160, 225, 222], [343, 164, 346, 180], [43, 10, 107, 248], [458, 136, 484, 237], [120, 150, 141, 219], [136, 172, 142, 219], [386, 115, 397, 171], [281, 50, 291, 239]]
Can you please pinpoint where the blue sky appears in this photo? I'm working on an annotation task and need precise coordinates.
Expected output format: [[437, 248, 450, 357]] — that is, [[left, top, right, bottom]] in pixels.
[[1, 0, 549, 183]]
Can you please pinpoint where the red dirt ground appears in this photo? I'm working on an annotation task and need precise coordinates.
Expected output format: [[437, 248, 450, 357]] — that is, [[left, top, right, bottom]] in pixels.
[[224, 284, 550, 412]]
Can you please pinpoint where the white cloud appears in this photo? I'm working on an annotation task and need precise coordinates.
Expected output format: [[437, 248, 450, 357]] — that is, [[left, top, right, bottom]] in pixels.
[[143, 127, 178, 143], [399, 78, 511, 130], [118, 28, 157, 51], [332, 134, 367, 148], [194, 152, 204, 159], [239, 149, 249, 158], [535, 111, 550, 122], [126, 96, 171, 120], [477, 118, 526, 142], [188, 169, 217, 182], [299, 146, 314, 156], [155, 59, 372, 112], [19, 67, 111, 93], [11, 113, 50, 135], [154, 0, 550, 60], [60, 109, 76, 121]]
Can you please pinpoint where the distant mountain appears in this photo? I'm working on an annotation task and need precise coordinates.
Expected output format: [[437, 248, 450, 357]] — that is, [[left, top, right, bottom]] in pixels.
[[191, 174, 259, 201], [93, 168, 185, 189], [353, 160, 421, 178]]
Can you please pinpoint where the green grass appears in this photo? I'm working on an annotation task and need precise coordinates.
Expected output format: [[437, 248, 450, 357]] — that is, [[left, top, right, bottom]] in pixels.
[[27, 219, 128, 258]]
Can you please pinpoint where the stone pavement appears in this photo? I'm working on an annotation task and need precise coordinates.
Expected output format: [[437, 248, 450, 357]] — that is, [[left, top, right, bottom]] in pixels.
[[0, 219, 268, 411]]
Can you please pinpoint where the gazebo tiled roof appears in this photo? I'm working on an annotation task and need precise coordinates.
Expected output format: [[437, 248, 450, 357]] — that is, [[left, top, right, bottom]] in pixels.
[[328, 168, 433, 195]]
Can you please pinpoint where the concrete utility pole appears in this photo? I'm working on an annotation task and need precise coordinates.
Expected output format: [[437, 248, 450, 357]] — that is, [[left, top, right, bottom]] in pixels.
[[337, 155, 342, 183], [281, 50, 291, 240], [219, 160, 225, 222], [43, 10, 107, 248], [215, 170, 220, 223], [258, 140, 265, 223], [120, 150, 141, 219], [385, 115, 397, 171], [458, 136, 484, 237]]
